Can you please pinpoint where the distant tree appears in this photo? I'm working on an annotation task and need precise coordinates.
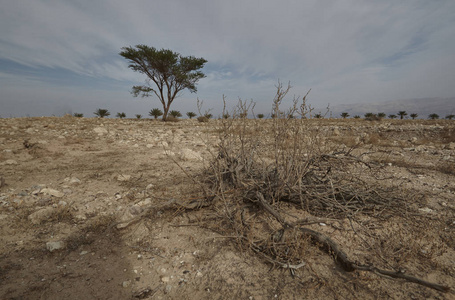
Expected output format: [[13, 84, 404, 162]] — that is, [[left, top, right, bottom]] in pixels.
[[116, 112, 126, 119], [257, 113, 265, 119], [204, 113, 213, 119], [428, 113, 439, 120], [149, 108, 163, 119], [364, 112, 375, 119], [353, 115, 361, 119], [119, 45, 207, 121], [169, 110, 182, 118], [398, 111, 407, 119], [73, 113, 84, 118], [340, 112, 349, 119], [410, 113, 418, 119], [186, 112, 196, 119], [94, 108, 110, 118], [377, 112, 386, 119], [222, 113, 230, 119], [239, 112, 248, 119], [135, 114, 142, 119], [445, 114, 455, 120], [388, 114, 397, 119], [314, 113, 323, 119]]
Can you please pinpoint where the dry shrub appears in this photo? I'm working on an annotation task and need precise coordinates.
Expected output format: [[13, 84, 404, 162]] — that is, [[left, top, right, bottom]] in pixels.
[[202, 82, 408, 268]]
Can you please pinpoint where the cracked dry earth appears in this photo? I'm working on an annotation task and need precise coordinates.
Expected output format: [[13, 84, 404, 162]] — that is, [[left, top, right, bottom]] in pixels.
[[0, 116, 454, 300]]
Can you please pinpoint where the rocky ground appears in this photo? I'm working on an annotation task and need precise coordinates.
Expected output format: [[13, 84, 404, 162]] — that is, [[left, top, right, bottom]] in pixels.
[[0, 116, 454, 299]]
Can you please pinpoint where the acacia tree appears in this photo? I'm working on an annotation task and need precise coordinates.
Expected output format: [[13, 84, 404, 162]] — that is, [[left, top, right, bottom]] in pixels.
[[340, 112, 349, 119], [120, 45, 207, 121]]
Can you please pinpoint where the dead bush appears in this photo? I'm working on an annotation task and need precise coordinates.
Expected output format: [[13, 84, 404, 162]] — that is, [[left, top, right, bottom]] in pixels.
[[197, 81, 449, 293]]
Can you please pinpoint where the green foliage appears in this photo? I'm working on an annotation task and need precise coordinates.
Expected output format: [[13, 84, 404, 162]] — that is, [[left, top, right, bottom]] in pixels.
[[135, 114, 142, 119], [116, 112, 126, 119], [353, 115, 361, 119], [428, 113, 439, 120], [377, 112, 386, 119], [169, 110, 182, 118], [445, 114, 455, 120], [119, 45, 207, 120], [364, 112, 375, 119], [94, 108, 110, 118], [149, 108, 163, 119], [314, 113, 323, 119], [398, 111, 407, 119], [410, 113, 418, 119], [340, 112, 349, 119], [204, 113, 213, 119], [257, 114, 265, 119], [186, 112, 196, 119], [388, 114, 397, 119], [73, 113, 84, 118]]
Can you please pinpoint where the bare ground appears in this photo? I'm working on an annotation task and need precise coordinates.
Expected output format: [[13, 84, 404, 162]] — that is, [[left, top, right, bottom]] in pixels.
[[0, 116, 454, 299]]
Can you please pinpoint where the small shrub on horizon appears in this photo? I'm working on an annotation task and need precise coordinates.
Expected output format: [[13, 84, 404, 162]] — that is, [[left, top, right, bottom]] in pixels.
[[340, 112, 349, 119], [94, 108, 110, 118], [388, 114, 397, 119], [445, 114, 455, 120], [204, 113, 213, 119], [73, 113, 84, 118], [135, 114, 142, 119], [257, 114, 265, 119], [149, 108, 163, 119], [169, 110, 182, 118], [186, 112, 197, 119], [410, 113, 418, 119], [377, 112, 386, 119], [116, 112, 126, 119], [197, 116, 209, 123], [428, 113, 439, 120]]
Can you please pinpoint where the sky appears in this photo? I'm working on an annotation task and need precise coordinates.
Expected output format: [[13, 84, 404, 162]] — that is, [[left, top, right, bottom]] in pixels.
[[1, 0, 455, 118]]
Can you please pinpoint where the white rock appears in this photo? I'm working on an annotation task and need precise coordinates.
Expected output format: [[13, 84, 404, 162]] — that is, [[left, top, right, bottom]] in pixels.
[[41, 188, 64, 198], [28, 207, 55, 224], [117, 174, 131, 182], [46, 241, 65, 252], [93, 127, 108, 135], [179, 149, 202, 161], [4, 159, 18, 165]]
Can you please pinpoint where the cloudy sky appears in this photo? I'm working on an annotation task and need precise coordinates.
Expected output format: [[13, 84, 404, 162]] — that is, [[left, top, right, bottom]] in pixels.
[[1, 0, 454, 118]]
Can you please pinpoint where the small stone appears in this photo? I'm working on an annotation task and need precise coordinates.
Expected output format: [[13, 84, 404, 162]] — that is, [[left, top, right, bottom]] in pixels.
[[93, 127, 108, 135], [4, 159, 18, 165], [46, 241, 65, 252], [28, 207, 55, 224], [41, 188, 64, 198], [161, 276, 170, 283], [117, 174, 131, 182], [122, 280, 131, 288], [179, 149, 202, 161], [80, 251, 89, 255], [196, 271, 203, 277]]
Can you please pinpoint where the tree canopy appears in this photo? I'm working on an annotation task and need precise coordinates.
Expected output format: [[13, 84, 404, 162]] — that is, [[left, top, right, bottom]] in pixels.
[[120, 45, 207, 120]]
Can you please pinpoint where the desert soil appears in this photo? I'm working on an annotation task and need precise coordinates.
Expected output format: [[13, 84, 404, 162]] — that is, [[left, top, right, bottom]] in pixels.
[[0, 116, 454, 300]]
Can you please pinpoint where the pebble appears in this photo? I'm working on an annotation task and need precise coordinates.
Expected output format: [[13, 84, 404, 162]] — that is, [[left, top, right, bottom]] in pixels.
[[41, 188, 64, 198], [28, 207, 55, 224], [4, 159, 18, 165], [46, 241, 65, 252], [179, 148, 202, 161], [117, 174, 131, 182]]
